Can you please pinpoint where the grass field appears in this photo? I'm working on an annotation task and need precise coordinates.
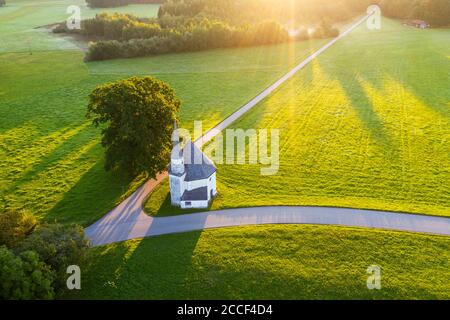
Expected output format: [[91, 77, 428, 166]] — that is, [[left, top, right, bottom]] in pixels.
[[146, 19, 450, 217], [0, 0, 327, 225], [0, 0, 160, 53], [65, 224, 450, 299]]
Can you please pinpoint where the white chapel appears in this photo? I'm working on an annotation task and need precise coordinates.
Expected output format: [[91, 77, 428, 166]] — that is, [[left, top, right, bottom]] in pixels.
[[169, 126, 217, 209]]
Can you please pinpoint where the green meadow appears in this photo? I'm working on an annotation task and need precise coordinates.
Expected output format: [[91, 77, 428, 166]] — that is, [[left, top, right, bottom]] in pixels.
[[0, 0, 160, 53], [66, 224, 450, 299], [1, 0, 326, 225], [146, 19, 450, 217]]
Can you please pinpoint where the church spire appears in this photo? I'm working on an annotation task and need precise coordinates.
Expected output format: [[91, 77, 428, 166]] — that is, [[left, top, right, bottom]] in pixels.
[[172, 120, 179, 144], [171, 119, 185, 175]]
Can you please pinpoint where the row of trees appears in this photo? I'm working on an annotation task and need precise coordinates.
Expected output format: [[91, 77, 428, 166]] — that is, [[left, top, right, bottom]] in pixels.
[[81, 13, 162, 40], [158, 0, 450, 27], [79, 12, 339, 61], [77, 12, 290, 42], [0, 210, 90, 299], [86, 0, 161, 8], [157, 0, 371, 25], [378, 0, 450, 27], [85, 19, 289, 61]]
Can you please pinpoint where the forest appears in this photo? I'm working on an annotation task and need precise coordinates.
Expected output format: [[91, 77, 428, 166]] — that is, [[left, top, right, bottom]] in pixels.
[[157, 0, 449, 27]]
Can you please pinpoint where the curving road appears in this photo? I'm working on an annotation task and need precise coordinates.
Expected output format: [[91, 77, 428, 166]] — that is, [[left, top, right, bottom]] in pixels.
[[86, 205, 450, 246], [83, 13, 450, 247]]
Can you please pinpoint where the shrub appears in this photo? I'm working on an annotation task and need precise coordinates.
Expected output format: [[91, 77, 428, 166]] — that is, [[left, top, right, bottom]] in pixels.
[[83, 13, 135, 38], [122, 22, 162, 40], [0, 210, 37, 248]]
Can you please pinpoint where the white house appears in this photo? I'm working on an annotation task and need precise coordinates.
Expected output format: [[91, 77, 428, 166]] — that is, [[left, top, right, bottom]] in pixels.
[[169, 127, 217, 209]]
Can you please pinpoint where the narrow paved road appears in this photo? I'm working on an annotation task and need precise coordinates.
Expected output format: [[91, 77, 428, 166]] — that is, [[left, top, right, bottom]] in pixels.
[[86, 12, 450, 247], [86, 206, 450, 246]]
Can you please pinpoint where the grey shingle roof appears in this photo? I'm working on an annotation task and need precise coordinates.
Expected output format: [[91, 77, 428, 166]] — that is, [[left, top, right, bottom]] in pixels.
[[181, 186, 208, 201], [169, 140, 216, 181]]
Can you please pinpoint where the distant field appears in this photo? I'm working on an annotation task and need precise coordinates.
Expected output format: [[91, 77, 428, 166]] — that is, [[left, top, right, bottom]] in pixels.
[[65, 224, 450, 299], [0, 0, 326, 225], [146, 19, 450, 217], [0, 0, 160, 53]]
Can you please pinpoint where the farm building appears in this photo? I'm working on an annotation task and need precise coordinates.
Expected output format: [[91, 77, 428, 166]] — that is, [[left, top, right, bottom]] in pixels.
[[169, 127, 217, 209]]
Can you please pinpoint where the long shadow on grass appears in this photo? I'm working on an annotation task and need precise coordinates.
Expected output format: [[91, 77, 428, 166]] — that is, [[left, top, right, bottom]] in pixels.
[[332, 26, 450, 120], [79, 231, 203, 299], [387, 50, 450, 119], [2, 122, 92, 196], [321, 63, 396, 152], [45, 158, 134, 226]]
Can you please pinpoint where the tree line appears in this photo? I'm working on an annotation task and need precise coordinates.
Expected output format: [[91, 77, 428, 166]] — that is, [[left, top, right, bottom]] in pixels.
[[157, 0, 368, 25], [378, 0, 450, 27], [86, 0, 161, 8], [84, 16, 293, 60]]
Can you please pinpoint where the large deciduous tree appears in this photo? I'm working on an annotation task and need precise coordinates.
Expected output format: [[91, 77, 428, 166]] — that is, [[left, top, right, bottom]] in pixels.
[[87, 76, 181, 176]]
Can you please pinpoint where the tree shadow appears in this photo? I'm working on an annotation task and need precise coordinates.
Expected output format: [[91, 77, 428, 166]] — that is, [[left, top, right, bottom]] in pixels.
[[68, 229, 203, 299], [316, 23, 450, 162], [328, 22, 449, 120], [2, 122, 91, 196], [319, 60, 396, 153], [387, 50, 450, 119], [45, 158, 134, 226]]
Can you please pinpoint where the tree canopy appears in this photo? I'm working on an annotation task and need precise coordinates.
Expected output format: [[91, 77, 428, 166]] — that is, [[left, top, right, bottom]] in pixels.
[[87, 76, 181, 176], [0, 209, 90, 299], [19, 223, 90, 292], [0, 246, 54, 300]]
